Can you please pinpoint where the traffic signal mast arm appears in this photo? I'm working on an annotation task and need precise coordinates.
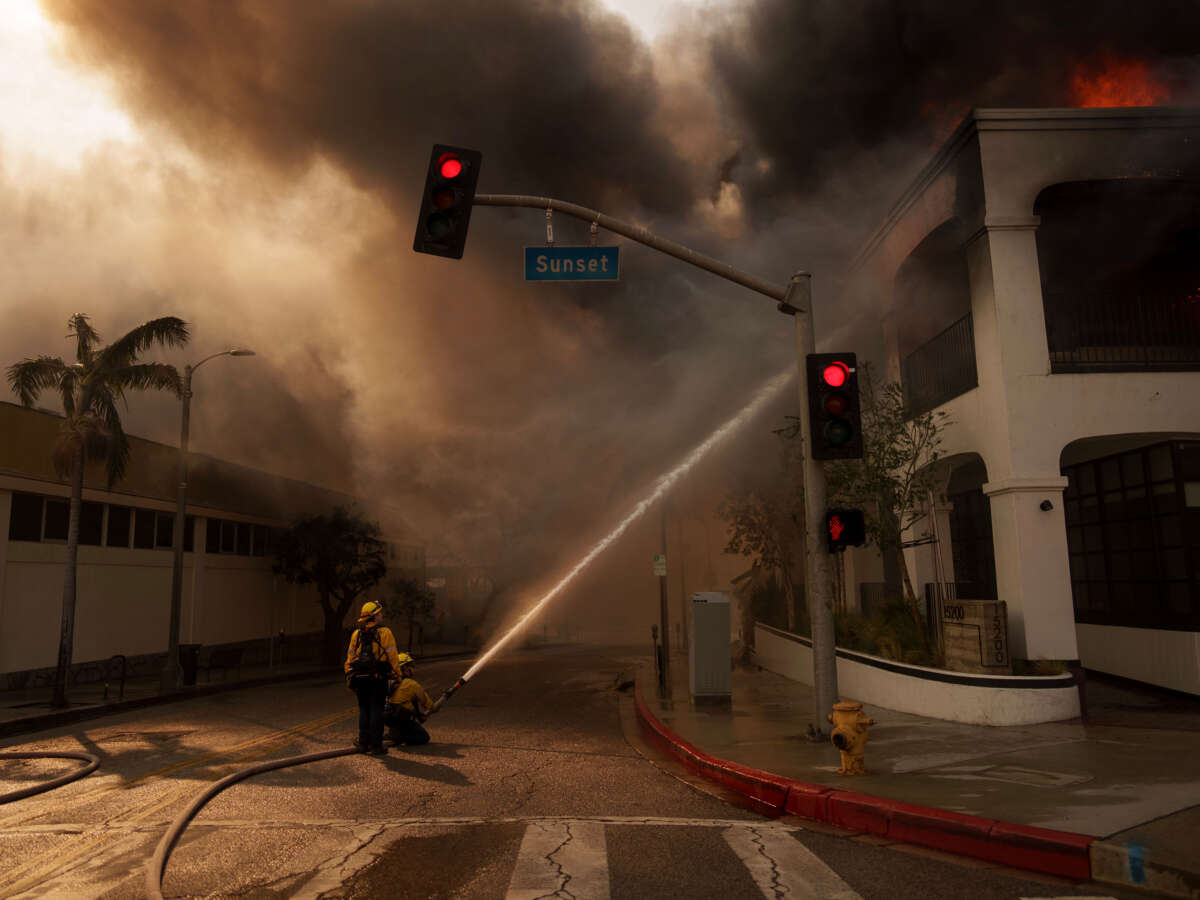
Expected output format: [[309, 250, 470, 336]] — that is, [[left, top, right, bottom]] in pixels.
[[468, 191, 837, 737], [473, 193, 792, 309]]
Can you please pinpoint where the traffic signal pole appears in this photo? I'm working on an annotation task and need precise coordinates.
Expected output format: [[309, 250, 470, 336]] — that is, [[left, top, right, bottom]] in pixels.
[[470, 192, 838, 735], [784, 274, 839, 738]]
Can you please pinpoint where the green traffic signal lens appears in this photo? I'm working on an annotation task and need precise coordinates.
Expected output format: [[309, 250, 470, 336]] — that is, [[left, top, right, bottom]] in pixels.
[[825, 419, 853, 446], [425, 212, 454, 239]]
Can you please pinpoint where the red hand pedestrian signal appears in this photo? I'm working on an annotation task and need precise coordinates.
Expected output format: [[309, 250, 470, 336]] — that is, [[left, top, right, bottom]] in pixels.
[[825, 509, 865, 552], [829, 515, 845, 542]]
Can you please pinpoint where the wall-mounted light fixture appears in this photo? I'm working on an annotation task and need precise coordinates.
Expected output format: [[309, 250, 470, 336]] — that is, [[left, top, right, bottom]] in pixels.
[[1039, 500, 1054, 511]]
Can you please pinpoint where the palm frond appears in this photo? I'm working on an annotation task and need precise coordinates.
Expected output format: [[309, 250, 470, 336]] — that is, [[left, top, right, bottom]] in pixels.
[[67, 314, 101, 365], [6, 356, 67, 408], [109, 363, 183, 397], [94, 396, 131, 487], [59, 366, 81, 419], [98, 317, 190, 369]]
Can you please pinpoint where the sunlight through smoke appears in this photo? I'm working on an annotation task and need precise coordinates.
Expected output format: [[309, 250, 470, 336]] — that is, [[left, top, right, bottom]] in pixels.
[[462, 367, 795, 681]]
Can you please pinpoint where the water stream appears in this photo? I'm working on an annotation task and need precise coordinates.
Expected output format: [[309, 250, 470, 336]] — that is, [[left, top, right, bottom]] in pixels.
[[459, 367, 795, 684]]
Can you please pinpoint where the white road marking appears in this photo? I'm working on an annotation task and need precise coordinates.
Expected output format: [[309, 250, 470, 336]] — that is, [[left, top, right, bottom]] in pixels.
[[723, 825, 863, 900], [506, 820, 610, 900]]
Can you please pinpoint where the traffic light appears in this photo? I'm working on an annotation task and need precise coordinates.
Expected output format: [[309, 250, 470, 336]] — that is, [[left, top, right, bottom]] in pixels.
[[825, 509, 866, 552], [806, 352, 862, 460], [413, 144, 482, 259]]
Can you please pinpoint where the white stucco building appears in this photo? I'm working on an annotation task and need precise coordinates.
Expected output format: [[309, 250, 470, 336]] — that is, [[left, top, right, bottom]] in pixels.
[[0, 401, 425, 688], [833, 107, 1200, 695]]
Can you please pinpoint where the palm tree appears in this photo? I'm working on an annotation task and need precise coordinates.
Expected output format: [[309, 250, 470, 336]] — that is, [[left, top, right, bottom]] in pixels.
[[7, 313, 189, 707]]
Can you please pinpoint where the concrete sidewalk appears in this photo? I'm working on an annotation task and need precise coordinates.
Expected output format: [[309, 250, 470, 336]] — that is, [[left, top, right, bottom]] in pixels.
[[0, 643, 476, 741], [636, 651, 1200, 897]]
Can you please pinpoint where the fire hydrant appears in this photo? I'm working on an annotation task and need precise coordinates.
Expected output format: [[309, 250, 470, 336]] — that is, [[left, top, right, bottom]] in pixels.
[[827, 700, 876, 775]]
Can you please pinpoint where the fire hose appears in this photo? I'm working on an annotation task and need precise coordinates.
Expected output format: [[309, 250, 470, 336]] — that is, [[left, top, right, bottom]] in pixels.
[[0, 751, 101, 804], [145, 675, 471, 900]]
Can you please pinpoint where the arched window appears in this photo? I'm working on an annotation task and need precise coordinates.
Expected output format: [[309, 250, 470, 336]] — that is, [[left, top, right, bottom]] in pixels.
[[1036, 179, 1200, 372]]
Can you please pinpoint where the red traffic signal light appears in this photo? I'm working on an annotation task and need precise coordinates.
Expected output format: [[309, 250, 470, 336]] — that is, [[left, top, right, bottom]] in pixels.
[[825, 508, 866, 552], [806, 352, 863, 460], [414, 144, 482, 259]]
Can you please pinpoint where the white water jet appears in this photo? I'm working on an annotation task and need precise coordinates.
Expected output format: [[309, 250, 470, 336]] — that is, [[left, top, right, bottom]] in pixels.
[[461, 367, 796, 683]]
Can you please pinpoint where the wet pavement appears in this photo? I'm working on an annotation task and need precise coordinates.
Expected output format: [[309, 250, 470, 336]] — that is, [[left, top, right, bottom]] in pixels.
[[639, 650, 1200, 897]]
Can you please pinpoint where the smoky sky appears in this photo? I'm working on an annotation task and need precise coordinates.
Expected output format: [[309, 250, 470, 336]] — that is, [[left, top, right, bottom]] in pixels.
[[710, 0, 1200, 212], [14, 0, 1200, 588]]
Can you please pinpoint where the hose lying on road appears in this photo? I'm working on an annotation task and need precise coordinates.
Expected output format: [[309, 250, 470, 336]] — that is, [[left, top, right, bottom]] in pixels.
[[0, 751, 101, 804], [144, 746, 359, 900]]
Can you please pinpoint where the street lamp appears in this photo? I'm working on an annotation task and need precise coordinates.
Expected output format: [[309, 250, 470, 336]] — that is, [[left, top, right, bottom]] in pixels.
[[161, 348, 256, 692]]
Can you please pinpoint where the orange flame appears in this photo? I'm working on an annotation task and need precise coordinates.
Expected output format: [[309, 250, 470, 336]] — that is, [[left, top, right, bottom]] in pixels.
[[1070, 53, 1169, 107]]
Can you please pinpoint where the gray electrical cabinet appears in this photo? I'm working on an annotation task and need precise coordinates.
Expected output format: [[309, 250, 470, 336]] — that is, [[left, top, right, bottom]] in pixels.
[[689, 592, 732, 697]]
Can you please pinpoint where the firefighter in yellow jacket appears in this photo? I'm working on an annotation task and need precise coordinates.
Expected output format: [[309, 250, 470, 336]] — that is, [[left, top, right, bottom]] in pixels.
[[344, 601, 402, 755], [384, 653, 441, 746]]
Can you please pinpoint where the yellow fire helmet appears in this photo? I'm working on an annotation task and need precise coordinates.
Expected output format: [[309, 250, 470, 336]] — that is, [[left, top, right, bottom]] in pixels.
[[359, 601, 383, 620], [396, 652, 414, 667]]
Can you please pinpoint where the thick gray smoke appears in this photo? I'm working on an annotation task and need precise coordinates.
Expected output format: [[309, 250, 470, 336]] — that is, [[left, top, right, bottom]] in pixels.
[[11, 0, 1200, 592]]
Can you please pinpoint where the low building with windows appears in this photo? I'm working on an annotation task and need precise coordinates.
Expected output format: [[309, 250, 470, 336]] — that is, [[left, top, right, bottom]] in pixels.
[[0, 401, 425, 688], [832, 107, 1200, 695]]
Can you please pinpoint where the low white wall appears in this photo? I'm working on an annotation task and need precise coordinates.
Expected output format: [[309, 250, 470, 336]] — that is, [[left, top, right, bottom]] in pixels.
[[1076, 623, 1200, 696], [753, 622, 1080, 726], [0, 539, 329, 673]]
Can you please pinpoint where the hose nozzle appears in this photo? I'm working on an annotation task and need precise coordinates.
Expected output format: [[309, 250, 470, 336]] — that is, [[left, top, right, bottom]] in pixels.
[[437, 676, 468, 707]]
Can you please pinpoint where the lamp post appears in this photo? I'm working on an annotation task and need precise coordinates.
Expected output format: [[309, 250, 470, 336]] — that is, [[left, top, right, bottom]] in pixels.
[[161, 349, 255, 692]]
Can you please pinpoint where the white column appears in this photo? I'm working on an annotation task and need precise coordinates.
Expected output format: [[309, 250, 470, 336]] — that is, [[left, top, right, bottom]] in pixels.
[[982, 476, 1078, 661]]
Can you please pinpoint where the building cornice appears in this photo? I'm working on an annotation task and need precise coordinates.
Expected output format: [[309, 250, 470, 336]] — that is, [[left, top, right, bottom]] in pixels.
[[850, 106, 1200, 272]]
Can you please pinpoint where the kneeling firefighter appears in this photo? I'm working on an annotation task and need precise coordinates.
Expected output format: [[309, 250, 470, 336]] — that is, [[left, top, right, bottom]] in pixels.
[[384, 653, 442, 746], [345, 601, 403, 755]]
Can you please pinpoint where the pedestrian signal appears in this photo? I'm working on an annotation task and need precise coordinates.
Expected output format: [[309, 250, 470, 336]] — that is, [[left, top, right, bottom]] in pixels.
[[806, 352, 863, 460], [825, 509, 866, 552], [413, 144, 482, 259]]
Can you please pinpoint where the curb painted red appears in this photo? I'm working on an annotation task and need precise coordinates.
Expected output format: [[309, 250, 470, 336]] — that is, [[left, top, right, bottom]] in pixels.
[[634, 679, 1093, 881]]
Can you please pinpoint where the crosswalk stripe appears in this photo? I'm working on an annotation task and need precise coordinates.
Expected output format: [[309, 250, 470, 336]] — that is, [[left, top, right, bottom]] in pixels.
[[723, 825, 863, 900], [506, 820, 610, 900]]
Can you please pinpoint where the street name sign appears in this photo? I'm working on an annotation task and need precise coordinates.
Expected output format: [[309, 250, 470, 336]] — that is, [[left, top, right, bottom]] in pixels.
[[525, 246, 619, 281]]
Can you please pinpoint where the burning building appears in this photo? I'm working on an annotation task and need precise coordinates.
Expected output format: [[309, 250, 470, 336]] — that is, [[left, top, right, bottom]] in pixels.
[[829, 105, 1200, 697]]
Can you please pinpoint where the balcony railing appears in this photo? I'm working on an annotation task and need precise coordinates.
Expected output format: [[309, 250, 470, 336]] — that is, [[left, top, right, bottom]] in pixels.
[[901, 312, 978, 418], [1044, 289, 1200, 373]]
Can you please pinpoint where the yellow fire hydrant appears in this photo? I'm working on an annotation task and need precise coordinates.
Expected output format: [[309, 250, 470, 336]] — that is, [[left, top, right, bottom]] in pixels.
[[827, 700, 876, 775]]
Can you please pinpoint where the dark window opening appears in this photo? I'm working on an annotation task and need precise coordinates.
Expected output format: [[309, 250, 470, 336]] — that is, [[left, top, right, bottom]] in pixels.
[[8, 493, 43, 542], [79, 502, 104, 546], [155, 512, 174, 549], [220, 520, 236, 554], [206, 518, 221, 554], [133, 509, 156, 549], [235, 522, 251, 556], [1036, 180, 1200, 373], [251, 524, 267, 557], [1066, 440, 1200, 630], [106, 505, 132, 547], [947, 487, 999, 602], [44, 500, 69, 541]]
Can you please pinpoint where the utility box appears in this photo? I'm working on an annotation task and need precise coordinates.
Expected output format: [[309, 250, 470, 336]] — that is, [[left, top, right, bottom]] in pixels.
[[689, 592, 732, 697], [942, 599, 1010, 674]]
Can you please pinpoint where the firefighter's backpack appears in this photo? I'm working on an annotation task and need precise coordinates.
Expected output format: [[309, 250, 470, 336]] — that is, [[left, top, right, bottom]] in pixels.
[[347, 627, 386, 689]]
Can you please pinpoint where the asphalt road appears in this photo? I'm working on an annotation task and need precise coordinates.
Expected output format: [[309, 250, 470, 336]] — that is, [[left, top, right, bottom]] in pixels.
[[0, 645, 1148, 899]]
